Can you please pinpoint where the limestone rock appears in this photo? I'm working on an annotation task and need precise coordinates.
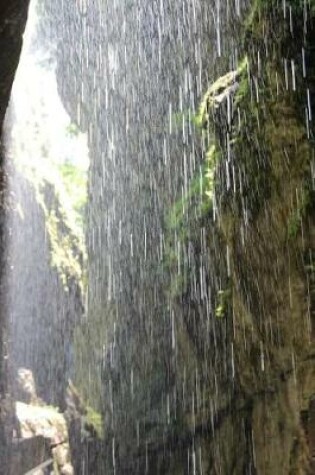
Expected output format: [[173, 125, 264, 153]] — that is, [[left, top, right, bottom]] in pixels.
[[15, 402, 74, 473], [52, 443, 70, 466], [60, 463, 74, 475], [16, 402, 67, 443], [16, 368, 38, 404]]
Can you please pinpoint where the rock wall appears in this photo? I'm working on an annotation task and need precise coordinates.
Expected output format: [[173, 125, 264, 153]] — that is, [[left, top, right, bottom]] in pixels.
[[0, 1, 29, 134], [7, 169, 84, 408], [193, 1, 315, 472], [0, 1, 30, 471], [34, 0, 315, 473]]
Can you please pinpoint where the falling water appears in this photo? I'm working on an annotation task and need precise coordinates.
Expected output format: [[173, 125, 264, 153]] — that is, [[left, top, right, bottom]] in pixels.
[[2, 0, 315, 474], [5, 0, 88, 408]]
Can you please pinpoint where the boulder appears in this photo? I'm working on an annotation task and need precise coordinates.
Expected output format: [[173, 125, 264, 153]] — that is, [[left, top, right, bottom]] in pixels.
[[15, 402, 73, 473]]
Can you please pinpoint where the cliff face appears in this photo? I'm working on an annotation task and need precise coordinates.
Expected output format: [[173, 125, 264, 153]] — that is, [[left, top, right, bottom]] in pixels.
[[0, 1, 30, 470], [193, 1, 315, 472], [27, 0, 315, 473], [42, 0, 226, 459], [0, 1, 29, 134], [7, 168, 84, 408]]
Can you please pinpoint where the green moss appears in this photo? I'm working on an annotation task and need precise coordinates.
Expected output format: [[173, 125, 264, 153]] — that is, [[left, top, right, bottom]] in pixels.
[[197, 57, 248, 129], [58, 162, 87, 229], [65, 122, 80, 137], [164, 146, 218, 298], [85, 406, 104, 439], [215, 287, 232, 319], [234, 57, 249, 107], [14, 163, 87, 292], [46, 208, 83, 290]]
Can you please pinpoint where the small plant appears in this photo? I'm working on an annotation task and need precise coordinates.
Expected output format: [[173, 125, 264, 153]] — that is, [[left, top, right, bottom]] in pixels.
[[85, 406, 104, 439], [66, 122, 80, 137], [215, 288, 231, 318]]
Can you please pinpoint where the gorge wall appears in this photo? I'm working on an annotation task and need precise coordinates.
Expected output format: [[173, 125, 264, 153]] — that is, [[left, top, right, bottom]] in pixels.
[[7, 168, 84, 408], [0, 2, 86, 472], [1, 0, 315, 474], [45, 0, 315, 472], [0, 1, 30, 470]]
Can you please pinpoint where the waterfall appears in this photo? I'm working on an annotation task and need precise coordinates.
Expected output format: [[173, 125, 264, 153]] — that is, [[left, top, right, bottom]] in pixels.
[[5, 0, 88, 405], [1, 0, 315, 473]]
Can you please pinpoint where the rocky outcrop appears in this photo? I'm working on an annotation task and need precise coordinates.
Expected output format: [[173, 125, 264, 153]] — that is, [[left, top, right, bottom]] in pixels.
[[191, 1, 315, 472], [11, 369, 103, 475], [14, 373, 74, 475], [16, 402, 71, 456], [8, 368, 74, 474], [15, 368, 39, 405], [0, 1, 30, 134]]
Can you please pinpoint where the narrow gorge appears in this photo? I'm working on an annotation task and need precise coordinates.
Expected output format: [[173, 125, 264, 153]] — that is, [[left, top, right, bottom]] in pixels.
[[0, 1, 315, 474]]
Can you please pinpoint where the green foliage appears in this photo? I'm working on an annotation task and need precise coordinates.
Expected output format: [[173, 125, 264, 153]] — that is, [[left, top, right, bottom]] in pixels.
[[12, 136, 87, 290], [197, 58, 248, 130], [46, 208, 83, 289], [234, 57, 249, 106], [164, 146, 218, 298], [166, 145, 217, 233], [66, 122, 80, 137], [215, 287, 231, 318], [58, 161, 87, 228], [85, 406, 104, 439]]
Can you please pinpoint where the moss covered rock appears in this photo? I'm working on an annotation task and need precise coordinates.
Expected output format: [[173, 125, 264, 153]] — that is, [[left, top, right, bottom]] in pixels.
[[193, 0, 315, 472]]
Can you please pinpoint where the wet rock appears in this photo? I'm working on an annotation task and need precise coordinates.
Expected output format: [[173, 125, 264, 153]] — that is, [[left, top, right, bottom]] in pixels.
[[200, 69, 241, 117], [9, 435, 50, 475], [16, 402, 67, 443], [0, 2, 30, 472], [65, 381, 105, 474], [60, 463, 74, 475], [15, 368, 38, 404], [0, 1, 30, 133], [52, 443, 70, 466], [15, 402, 73, 474], [8, 171, 84, 408]]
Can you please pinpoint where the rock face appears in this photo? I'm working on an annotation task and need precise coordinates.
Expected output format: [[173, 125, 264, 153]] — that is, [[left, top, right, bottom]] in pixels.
[[193, 1, 315, 472], [41, 3, 237, 471], [6, 0, 314, 473], [10, 367, 74, 474], [0, 1, 30, 134], [15, 368, 39, 405], [0, 1, 30, 472], [7, 169, 84, 408], [16, 402, 69, 446], [64, 381, 104, 475], [38, 0, 315, 472], [0, 2, 85, 471], [15, 401, 73, 474]]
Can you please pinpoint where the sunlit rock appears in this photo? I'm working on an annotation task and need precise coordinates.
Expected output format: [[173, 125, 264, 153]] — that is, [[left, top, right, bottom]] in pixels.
[[15, 401, 73, 473], [15, 368, 39, 405], [60, 463, 74, 475]]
